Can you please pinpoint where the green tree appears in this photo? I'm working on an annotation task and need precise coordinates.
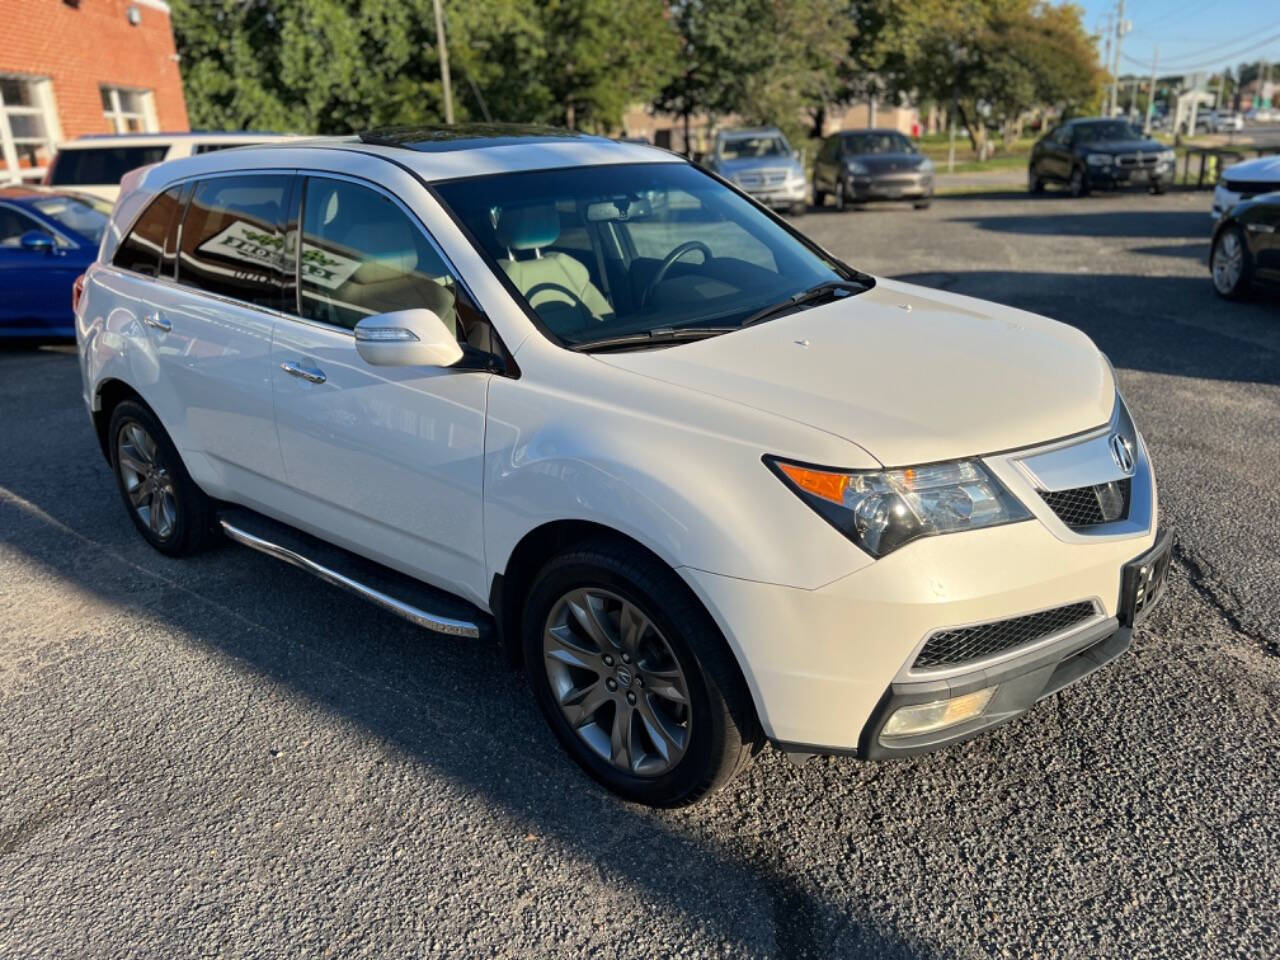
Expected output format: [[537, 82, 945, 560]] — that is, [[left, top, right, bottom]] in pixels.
[[172, 0, 678, 135]]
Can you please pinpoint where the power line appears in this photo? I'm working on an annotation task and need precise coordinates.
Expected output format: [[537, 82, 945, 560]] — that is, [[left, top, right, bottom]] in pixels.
[[1139, 24, 1280, 66], [1122, 30, 1280, 72]]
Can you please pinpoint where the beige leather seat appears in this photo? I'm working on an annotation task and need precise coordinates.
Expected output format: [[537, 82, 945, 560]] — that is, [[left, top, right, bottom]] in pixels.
[[496, 202, 612, 327], [311, 182, 457, 335]]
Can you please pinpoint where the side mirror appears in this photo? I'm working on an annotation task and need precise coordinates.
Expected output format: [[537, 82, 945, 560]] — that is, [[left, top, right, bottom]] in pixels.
[[354, 308, 464, 368], [20, 230, 55, 254]]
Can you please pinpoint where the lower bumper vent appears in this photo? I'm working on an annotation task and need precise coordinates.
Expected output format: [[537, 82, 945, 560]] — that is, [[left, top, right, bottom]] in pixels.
[[913, 601, 1099, 670]]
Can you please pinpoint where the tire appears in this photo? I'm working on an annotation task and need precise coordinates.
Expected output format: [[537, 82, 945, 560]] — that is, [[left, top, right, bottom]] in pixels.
[[522, 537, 759, 806], [1149, 179, 1166, 195], [1069, 166, 1090, 198], [913, 199, 932, 210], [1210, 225, 1252, 300], [789, 201, 807, 217], [834, 179, 847, 212], [813, 187, 827, 208], [1028, 167, 1045, 194], [108, 399, 218, 556]]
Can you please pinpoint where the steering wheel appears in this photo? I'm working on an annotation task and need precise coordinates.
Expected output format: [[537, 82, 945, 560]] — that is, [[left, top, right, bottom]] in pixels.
[[640, 240, 714, 308], [523, 281, 600, 325]]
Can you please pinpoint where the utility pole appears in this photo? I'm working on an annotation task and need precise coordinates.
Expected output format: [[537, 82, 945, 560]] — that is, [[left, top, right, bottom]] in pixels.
[[1144, 46, 1159, 135], [432, 0, 454, 125], [1103, 9, 1114, 113], [1110, 0, 1129, 117]]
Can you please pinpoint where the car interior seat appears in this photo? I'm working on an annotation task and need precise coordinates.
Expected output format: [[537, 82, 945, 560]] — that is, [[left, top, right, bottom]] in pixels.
[[496, 202, 613, 329]]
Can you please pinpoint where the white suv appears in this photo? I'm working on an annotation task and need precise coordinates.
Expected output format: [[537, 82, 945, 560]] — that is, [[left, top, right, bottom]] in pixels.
[[75, 126, 1170, 805]]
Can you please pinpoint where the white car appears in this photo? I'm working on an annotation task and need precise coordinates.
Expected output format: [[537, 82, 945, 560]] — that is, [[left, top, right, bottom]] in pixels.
[[1209, 111, 1244, 133], [1212, 154, 1280, 218], [75, 127, 1170, 805], [44, 132, 297, 202]]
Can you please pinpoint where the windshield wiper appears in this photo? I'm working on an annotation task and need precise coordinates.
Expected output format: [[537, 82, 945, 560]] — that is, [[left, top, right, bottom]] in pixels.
[[739, 281, 863, 329], [570, 326, 737, 353]]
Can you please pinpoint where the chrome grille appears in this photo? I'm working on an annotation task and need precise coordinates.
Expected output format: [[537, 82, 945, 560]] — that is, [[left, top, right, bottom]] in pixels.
[[913, 601, 1098, 670], [1041, 478, 1131, 528]]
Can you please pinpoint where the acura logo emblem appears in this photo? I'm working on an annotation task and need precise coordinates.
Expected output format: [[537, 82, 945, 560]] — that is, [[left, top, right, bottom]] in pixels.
[[1110, 434, 1135, 475]]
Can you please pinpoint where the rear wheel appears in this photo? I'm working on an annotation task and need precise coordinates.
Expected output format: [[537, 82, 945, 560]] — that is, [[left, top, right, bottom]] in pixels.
[[1210, 225, 1252, 300], [813, 186, 827, 207], [523, 538, 758, 806], [109, 400, 218, 556]]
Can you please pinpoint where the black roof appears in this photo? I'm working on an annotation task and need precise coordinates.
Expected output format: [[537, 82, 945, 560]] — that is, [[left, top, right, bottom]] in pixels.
[[359, 123, 598, 153]]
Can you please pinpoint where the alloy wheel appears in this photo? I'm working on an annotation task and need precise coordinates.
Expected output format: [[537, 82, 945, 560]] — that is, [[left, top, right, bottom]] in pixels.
[[542, 588, 692, 777], [116, 421, 177, 540], [1212, 232, 1243, 294]]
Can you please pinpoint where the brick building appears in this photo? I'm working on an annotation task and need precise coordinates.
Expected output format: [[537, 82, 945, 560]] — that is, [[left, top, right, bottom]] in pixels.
[[0, 0, 189, 183]]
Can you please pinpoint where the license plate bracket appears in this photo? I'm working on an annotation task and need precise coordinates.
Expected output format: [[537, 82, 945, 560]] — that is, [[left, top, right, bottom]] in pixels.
[[1119, 528, 1174, 627]]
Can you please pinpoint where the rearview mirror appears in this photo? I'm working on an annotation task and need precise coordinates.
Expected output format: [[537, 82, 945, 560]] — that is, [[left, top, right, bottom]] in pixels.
[[354, 308, 463, 368], [20, 230, 55, 254]]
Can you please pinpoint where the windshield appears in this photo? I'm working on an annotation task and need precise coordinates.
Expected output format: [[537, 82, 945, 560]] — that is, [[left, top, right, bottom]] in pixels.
[[433, 162, 859, 348], [840, 133, 916, 155], [31, 195, 110, 243], [1071, 122, 1143, 144], [47, 145, 169, 186], [718, 136, 790, 160]]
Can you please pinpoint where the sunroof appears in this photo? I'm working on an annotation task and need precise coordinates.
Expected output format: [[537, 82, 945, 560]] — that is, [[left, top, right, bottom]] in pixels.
[[359, 124, 595, 153]]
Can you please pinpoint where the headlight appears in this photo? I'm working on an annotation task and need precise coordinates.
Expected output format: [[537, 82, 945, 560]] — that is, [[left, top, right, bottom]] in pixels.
[[1086, 154, 1111, 166], [918, 157, 934, 173], [765, 456, 1032, 558], [1157, 149, 1175, 163], [845, 160, 868, 175]]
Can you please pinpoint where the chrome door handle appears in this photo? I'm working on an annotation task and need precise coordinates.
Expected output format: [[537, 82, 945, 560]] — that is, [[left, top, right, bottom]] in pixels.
[[142, 312, 171, 332], [280, 360, 326, 384]]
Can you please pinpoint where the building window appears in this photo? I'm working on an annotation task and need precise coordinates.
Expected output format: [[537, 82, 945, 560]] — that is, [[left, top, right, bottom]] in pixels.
[[101, 86, 156, 134], [0, 75, 59, 184]]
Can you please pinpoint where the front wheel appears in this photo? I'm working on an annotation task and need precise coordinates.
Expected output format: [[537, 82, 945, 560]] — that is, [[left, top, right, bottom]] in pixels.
[[1211, 225, 1252, 300], [1149, 179, 1166, 195], [523, 539, 758, 806], [834, 179, 848, 212], [1069, 166, 1090, 198], [1028, 167, 1045, 194]]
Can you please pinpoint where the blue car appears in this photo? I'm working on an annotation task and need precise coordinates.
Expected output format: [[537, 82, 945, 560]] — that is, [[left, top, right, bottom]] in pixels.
[[0, 187, 111, 340]]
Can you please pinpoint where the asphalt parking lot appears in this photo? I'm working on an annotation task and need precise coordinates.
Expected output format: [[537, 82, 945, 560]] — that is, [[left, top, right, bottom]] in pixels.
[[2, 187, 1278, 959]]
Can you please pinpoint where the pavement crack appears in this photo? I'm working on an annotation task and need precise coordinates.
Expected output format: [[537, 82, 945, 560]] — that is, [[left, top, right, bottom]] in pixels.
[[1173, 541, 1277, 657]]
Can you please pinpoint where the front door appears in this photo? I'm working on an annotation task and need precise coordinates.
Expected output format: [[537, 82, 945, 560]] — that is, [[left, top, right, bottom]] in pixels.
[[270, 174, 490, 604], [0, 205, 88, 336]]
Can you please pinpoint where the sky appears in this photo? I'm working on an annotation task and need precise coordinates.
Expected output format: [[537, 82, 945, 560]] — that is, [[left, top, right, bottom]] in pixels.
[[1077, 0, 1280, 79]]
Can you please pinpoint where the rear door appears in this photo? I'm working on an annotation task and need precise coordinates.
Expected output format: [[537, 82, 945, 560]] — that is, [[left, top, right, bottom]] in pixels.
[[156, 172, 295, 498], [269, 171, 491, 602]]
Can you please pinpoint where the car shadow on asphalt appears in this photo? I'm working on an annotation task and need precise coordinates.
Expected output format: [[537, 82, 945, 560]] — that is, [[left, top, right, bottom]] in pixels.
[[0, 347, 938, 960], [892, 271, 1280, 386], [944, 209, 1210, 239]]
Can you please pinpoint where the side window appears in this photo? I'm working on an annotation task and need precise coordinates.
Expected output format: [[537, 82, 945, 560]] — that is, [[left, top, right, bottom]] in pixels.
[[176, 175, 290, 309], [298, 177, 460, 336], [113, 185, 182, 276], [0, 206, 44, 248]]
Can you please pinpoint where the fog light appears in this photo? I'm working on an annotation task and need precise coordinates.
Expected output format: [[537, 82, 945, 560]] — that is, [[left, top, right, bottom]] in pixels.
[[881, 687, 996, 739]]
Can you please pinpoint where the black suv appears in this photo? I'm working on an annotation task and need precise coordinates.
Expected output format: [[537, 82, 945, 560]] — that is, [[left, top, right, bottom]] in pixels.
[[1028, 119, 1174, 197]]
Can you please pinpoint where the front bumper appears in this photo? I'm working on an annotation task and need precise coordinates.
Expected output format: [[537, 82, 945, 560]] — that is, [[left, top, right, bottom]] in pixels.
[[848, 171, 933, 200], [680, 434, 1160, 756], [1085, 162, 1173, 188], [740, 181, 808, 207]]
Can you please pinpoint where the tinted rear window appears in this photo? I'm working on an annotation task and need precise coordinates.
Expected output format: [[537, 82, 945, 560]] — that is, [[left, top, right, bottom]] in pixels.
[[177, 175, 291, 308], [47, 146, 169, 186], [113, 186, 184, 276]]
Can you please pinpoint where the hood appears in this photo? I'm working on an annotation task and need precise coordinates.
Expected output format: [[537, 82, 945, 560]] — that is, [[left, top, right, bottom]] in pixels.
[[1078, 139, 1164, 154], [1222, 154, 1280, 184], [850, 153, 926, 174], [595, 279, 1113, 467]]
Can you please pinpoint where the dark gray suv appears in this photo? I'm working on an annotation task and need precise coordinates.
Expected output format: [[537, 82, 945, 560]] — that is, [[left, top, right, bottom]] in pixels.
[[812, 129, 934, 211]]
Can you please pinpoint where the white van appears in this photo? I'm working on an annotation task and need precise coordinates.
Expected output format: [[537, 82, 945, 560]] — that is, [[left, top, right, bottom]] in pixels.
[[43, 133, 296, 202]]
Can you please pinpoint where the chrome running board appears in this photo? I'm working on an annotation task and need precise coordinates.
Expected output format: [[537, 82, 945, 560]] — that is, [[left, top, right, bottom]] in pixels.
[[218, 509, 485, 639]]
